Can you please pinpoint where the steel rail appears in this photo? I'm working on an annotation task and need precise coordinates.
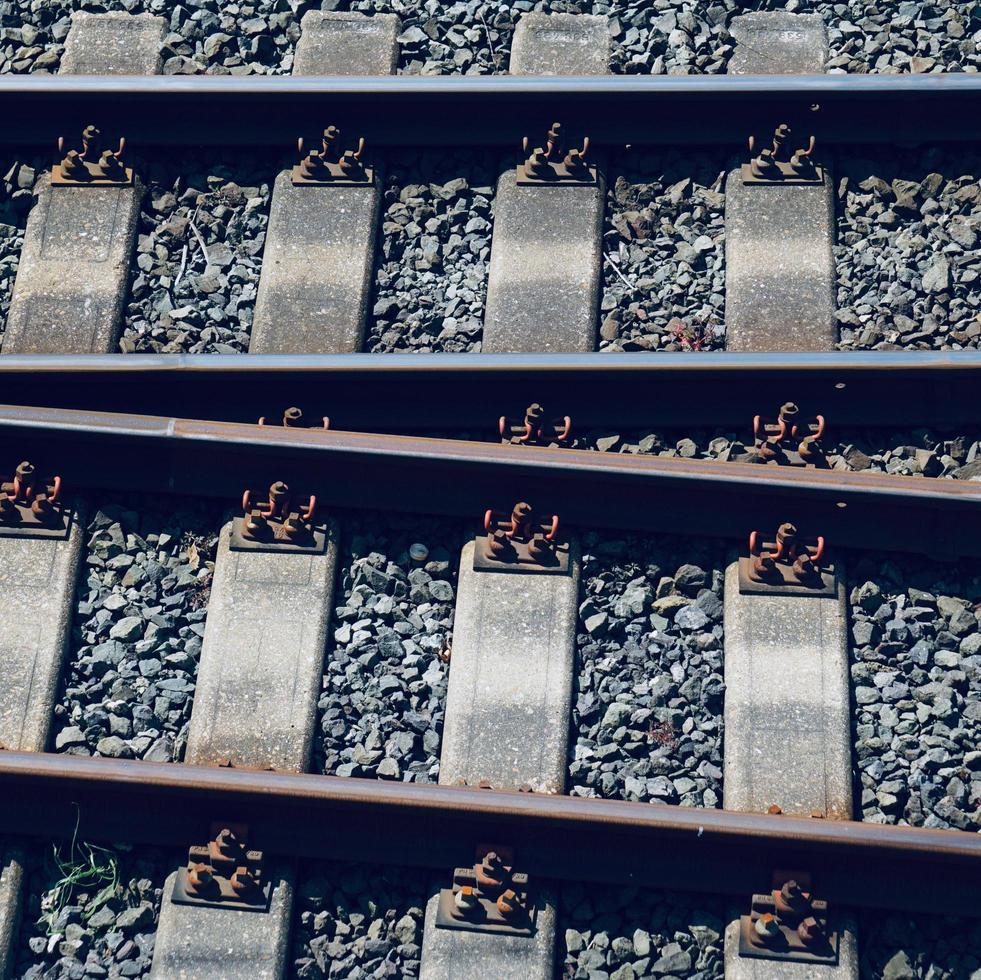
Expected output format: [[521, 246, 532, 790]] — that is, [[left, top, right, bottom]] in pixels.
[[0, 74, 979, 147], [0, 403, 979, 558], [0, 750, 978, 917], [0, 351, 981, 430], [0, 351, 979, 430]]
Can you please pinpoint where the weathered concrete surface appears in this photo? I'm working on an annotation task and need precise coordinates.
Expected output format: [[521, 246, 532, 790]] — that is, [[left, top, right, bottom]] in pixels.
[[724, 911, 858, 979], [482, 177, 605, 353], [250, 11, 397, 354], [0, 519, 84, 752], [59, 11, 165, 75], [0, 848, 25, 980], [185, 521, 339, 773], [250, 173, 384, 353], [2, 177, 143, 354], [439, 540, 580, 793], [723, 563, 852, 819], [724, 178, 835, 352], [724, 11, 834, 353], [150, 865, 293, 980], [420, 886, 557, 980], [728, 12, 828, 75], [294, 11, 399, 75], [510, 13, 610, 75]]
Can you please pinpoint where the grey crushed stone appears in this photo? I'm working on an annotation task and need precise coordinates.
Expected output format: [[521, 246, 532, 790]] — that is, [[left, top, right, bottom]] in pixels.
[[289, 861, 425, 980], [0, 156, 43, 350], [570, 530, 726, 808], [559, 882, 724, 979], [600, 149, 726, 352], [121, 153, 273, 353], [1, 2, 978, 76], [315, 512, 461, 782], [849, 553, 981, 831], [11, 841, 167, 980], [835, 145, 981, 351], [51, 496, 222, 763], [858, 909, 981, 979], [365, 151, 494, 353], [573, 426, 981, 481]]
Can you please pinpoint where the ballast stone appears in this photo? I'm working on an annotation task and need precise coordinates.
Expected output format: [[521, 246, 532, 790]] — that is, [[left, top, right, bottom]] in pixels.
[[0, 850, 24, 980], [728, 12, 828, 75], [249, 11, 398, 354], [58, 12, 165, 75], [185, 520, 339, 772], [509, 13, 611, 75], [294, 11, 399, 75]]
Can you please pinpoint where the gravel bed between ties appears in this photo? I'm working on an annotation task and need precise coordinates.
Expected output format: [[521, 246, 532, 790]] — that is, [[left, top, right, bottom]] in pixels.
[[315, 512, 461, 782], [849, 553, 981, 831], [290, 861, 425, 980], [858, 910, 981, 980], [569, 530, 727, 808], [559, 882, 725, 980], [51, 496, 222, 763], [365, 150, 494, 353], [11, 841, 167, 980], [0, 1, 977, 76]]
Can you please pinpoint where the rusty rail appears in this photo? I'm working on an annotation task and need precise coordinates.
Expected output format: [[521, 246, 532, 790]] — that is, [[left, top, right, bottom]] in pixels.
[[0, 403, 979, 558], [0, 351, 978, 430], [0, 73, 979, 147], [0, 750, 978, 917]]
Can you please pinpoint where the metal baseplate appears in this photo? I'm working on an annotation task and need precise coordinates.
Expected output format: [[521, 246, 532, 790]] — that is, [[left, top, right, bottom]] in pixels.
[[0, 462, 72, 540], [474, 502, 570, 575], [738, 873, 838, 966], [172, 823, 272, 913], [752, 402, 827, 468], [51, 125, 134, 188], [435, 846, 536, 938], [292, 127, 373, 187], [499, 403, 571, 447], [231, 481, 328, 555], [516, 122, 597, 186], [742, 123, 824, 186], [738, 523, 836, 598]]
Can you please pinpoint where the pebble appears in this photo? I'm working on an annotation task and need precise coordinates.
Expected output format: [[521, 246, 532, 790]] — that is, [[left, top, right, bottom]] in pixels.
[[51, 496, 221, 762], [849, 553, 981, 830], [290, 861, 425, 980], [1, 3, 977, 76], [859, 909, 981, 979], [835, 146, 981, 351], [573, 425, 981, 482], [0, 155, 43, 350], [120, 152, 273, 353], [569, 530, 726, 808], [600, 150, 726, 352], [365, 151, 494, 353], [11, 841, 166, 980], [559, 881, 724, 979], [316, 512, 460, 781]]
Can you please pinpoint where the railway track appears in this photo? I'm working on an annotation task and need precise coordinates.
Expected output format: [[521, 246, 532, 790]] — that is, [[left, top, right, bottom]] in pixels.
[[0, 7, 979, 980]]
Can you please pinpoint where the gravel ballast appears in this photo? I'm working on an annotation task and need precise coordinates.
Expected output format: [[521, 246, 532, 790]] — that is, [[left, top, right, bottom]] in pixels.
[[835, 145, 981, 352], [1, 2, 977, 76], [51, 496, 221, 764], [11, 841, 167, 980], [559, 882, 725, 980], [315, 512, 461, 782], [858, 909, 981, 980], [120, 154, 274, 353], [289, 861, 425, 980], [600, 149, 726, 352], [365, 151, 494, 353], [570, 530, 727, 808], [849, 553, 981, 831]]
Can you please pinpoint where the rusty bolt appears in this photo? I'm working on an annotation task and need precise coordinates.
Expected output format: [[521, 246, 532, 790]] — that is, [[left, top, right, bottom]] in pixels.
[[528, 533, 554, 563], [767, 804, 783, 815], [0, 495, 15, 520], [215, 828, 241, 857], [750, 553, 779, 582], [798, 916, 823, 946], [268, 481, 289, 509], [778, 402, 800, 424], [775, 880, 810, 919], [526, 147, 553, 177], [454, 885, 479, 916], [487, 528, 512, 559], [497, 889, 524, 920], [283, 407, 304, 427], [31, 493, 53, 522], [230, 867, 258, 895], [753, 913, 781, 946], [187, 863, 215, 894], [525, 404, 545, 427], [477, 852, 507, 890], [511, 502, 532, 533]]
